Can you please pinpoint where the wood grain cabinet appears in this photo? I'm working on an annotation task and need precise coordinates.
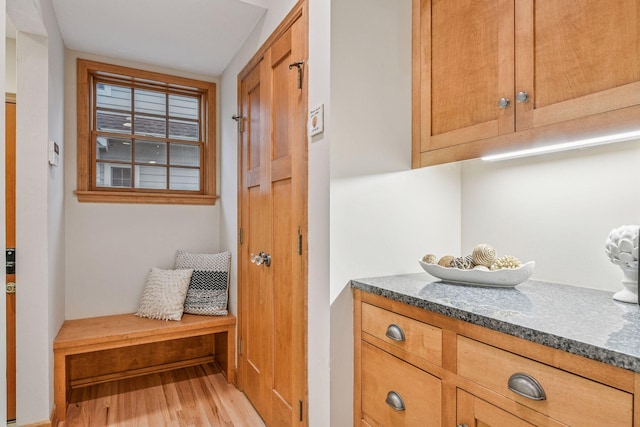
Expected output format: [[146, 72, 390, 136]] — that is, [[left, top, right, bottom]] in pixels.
[[413, 0, 640, 167], [354, 290, 638, 427]]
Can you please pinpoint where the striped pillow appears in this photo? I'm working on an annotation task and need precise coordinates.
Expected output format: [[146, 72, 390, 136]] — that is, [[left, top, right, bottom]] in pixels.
[[175, 251, 231, 316]]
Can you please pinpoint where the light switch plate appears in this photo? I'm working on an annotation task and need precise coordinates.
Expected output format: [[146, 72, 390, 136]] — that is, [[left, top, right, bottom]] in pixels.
[[48, 140, 59, 166]]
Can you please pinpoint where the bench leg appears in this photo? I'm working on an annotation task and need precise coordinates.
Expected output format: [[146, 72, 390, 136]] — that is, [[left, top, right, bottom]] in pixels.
[[54, 350, 67, 421], [227, 325, 236, 384]]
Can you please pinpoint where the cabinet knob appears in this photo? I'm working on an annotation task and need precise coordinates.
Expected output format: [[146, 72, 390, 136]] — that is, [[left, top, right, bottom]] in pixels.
[[516, 91, 529, 103], [508, 372, 547, 401], [385, 391, 405, 411], [456, 425, 469, 427], [385, 324, 406, 341], [498, 97, 510, 109]]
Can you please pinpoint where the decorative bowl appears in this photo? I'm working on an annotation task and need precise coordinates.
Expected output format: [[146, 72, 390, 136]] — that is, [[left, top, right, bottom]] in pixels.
[[418, 260, 535, 288]]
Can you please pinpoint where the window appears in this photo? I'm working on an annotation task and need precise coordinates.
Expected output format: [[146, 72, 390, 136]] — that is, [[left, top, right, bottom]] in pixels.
[[76, 59, 217, 204]]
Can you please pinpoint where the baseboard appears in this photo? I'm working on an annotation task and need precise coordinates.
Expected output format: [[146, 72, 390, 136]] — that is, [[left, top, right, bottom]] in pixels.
[[50, 406, 60, 427], [13, 404, 60, 427], [22, 419, 52, 427]]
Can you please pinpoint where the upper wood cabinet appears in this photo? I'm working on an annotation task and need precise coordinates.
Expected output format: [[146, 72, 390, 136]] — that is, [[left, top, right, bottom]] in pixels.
[[413, 0, 640, 167]]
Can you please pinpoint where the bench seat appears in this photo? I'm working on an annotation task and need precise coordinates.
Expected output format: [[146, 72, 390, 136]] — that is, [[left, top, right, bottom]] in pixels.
[[53, 313, 235, 422]]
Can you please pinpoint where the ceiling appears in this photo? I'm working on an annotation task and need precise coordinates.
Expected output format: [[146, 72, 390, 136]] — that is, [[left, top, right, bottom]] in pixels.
[[51, 0, 267, 76]]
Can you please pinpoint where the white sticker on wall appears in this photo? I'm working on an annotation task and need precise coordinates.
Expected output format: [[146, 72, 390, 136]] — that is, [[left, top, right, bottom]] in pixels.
[[309, 105, 324, 137]]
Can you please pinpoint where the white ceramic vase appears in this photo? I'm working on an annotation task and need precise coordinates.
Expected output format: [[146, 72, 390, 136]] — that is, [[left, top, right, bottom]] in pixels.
[[606, 225, 639, 304], [613, 266, 639, 304]]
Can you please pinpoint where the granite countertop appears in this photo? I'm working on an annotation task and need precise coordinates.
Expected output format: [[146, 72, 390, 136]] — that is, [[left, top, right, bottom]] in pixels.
[[351, 273, 640, 373]]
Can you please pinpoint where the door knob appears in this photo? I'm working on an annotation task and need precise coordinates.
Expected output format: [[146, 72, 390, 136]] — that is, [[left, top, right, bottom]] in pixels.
[[250, 251, 271, 267]]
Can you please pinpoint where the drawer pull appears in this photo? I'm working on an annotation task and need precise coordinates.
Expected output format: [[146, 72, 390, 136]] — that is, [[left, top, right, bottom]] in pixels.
[[385, 324, 405, 341], [508, 372, 547, 401], [385, 391, 405, 411]]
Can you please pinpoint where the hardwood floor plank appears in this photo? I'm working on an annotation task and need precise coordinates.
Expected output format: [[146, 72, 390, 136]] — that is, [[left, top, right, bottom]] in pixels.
[[60, 363, 264, 427]]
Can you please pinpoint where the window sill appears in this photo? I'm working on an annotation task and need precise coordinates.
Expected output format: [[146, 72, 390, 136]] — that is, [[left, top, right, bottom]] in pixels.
[[75, 190, 218, 205]]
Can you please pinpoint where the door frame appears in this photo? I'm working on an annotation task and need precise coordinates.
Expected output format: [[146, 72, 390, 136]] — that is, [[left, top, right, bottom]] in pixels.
[[236, 0, 309, 424], [5, 94, 17, 422]]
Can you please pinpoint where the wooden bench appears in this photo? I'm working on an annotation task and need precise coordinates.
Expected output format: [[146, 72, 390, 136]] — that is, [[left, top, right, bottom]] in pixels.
[[53, 313, 235, 422]]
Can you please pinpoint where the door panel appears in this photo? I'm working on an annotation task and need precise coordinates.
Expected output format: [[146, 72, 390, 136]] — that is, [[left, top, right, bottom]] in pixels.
[[6, 101, 16, 422], [272, 36, 293, 162], [247, 71, 262, 171], [240, 59, 272, 421], [244, 184, 272, 418], [271, 179, 294, 424], [238, 9, 307, 426]]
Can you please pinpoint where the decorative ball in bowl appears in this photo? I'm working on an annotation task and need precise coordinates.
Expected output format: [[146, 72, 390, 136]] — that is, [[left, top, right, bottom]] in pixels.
[[605, 225, 639, 303], [419, 244, 534, 288]]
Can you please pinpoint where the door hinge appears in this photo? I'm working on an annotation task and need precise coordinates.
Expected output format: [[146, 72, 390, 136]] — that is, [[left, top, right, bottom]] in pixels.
[[238, 338, 243, 355], [6, 248, 15, 274], [239, 228, 243, 245], [6, 282, 15, 294], [298, 400, 303, 422], [232, 114, 245, 133], [297, 227, 303, 256]]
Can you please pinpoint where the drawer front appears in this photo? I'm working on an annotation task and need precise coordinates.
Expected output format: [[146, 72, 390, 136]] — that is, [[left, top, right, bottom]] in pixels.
[[361, 303, 442, 366], [361, 342, 441, 427], [457, 336, 633, 426]]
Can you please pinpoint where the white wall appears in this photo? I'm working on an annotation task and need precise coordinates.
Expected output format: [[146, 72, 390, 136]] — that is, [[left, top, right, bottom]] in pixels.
[[5, 37, 15, 93], [41, 0, 66, 416], [15, 30, 51, 424], [307, 0, 331, 424], [10, 1, 66, 422], [329, 0, 462, 424], [462, 140, 640, 291], [64, 50, 221, 319]]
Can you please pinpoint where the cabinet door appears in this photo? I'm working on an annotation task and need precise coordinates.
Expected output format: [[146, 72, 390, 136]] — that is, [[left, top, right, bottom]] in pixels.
[[457, 389, 536, 427], [515, 0, 640, 130], [418, 0, 515, 153]]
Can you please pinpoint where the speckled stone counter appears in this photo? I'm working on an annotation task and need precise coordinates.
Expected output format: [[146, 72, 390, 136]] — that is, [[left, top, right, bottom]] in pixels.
[[351, 273, 640, 373]]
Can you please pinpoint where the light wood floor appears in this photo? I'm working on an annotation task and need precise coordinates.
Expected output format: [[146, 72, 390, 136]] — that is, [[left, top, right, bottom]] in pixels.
[[60, 364, 265, 427]]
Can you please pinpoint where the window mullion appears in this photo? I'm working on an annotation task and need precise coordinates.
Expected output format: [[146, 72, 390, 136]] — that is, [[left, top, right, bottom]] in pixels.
[[91, 76, 98, 190], [166, 92, 170, 190], [131, 88, 136, 189]]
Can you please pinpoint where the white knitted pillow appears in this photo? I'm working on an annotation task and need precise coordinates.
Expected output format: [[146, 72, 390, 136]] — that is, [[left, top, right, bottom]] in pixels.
[[136, 267, 193, 321]]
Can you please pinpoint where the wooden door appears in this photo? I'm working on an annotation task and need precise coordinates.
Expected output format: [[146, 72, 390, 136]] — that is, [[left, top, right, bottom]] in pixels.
[[6, 99, 16, 421], [457, 390, 535, 427], [515, 0, 640, 130], [238, 5, 307, 426], [418, 0, 515, 153]]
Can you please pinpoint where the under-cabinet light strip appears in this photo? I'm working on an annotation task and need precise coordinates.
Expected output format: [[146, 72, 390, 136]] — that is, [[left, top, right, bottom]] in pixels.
[[481, 129, 640, 161]]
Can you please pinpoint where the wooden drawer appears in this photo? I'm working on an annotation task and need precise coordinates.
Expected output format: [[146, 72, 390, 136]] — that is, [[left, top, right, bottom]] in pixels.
[[457, 335, 633, 426], [361, 302, 442, 366], [361, 341, 441, 426]]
